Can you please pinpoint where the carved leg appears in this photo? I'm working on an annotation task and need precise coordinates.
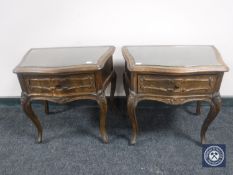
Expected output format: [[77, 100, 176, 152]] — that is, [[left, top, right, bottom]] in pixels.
[[110, 71, 117, 109], [44, 100, 49, 115], [200, 95, 221, 144], [196, 101, 201, 115], [127, 92, 139, 145], [21, 93, 43, 143], [97, 92, 109, 144], [123, 73, 129, 97]]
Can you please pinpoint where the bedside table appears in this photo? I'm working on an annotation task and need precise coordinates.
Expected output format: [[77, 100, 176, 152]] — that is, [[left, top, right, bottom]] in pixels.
[[122, 45, 229, 144], [14, 46, 116, 143]]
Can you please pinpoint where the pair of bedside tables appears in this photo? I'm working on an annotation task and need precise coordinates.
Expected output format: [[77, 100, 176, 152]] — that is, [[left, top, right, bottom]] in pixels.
[[14, 46, 229, 145]]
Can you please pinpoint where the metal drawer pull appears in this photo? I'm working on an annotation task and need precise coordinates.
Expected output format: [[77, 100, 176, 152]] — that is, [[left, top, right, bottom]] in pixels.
[[54, 84, 70, 91]]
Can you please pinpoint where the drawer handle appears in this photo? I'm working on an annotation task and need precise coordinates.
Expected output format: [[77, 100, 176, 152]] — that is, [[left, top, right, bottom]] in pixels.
[[55, 84, 69, 91], [166, 85, 180, 92], [174, 85, 179, 89]]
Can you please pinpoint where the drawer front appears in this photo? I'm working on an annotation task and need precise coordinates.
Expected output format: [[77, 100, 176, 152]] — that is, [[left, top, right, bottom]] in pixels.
[[138, 74, 217, 95], [25, 74, 95, 96]]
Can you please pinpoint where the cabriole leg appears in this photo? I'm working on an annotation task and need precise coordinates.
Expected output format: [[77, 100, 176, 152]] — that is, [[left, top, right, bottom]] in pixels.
[[110, 71, 117, 109], [21, 93, 43, 143], [127, 92, 139, 145], [200, 95, 221, 144], [97, 92, 109, 144], [44, 100, 49, 115], [196, 101, 201, 115]]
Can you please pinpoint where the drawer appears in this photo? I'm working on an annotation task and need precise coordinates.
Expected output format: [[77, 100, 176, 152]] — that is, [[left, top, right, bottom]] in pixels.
[[24, 74, 96, 96], [138, 74, 217, 95]]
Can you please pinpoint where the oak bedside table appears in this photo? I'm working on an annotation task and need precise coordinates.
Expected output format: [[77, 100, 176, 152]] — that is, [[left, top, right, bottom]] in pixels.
[[122, 45, 229, 145], [14, 46, 116, 143]]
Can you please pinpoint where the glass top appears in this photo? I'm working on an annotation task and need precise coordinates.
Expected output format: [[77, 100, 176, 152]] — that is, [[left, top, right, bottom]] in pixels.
[[126, 46, 221, 67], [20, 47, 111, 67]]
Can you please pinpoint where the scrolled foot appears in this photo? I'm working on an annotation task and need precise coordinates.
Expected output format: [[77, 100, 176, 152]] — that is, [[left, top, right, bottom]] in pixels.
[[37, 132, 43, 143], [130, 133, 137, 145], [201, 136, 206, 144], [101, 133, 109, 144]]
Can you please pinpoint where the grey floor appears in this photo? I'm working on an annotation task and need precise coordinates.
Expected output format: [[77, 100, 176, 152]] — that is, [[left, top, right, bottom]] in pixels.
[[0, 99, 232, 175]]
